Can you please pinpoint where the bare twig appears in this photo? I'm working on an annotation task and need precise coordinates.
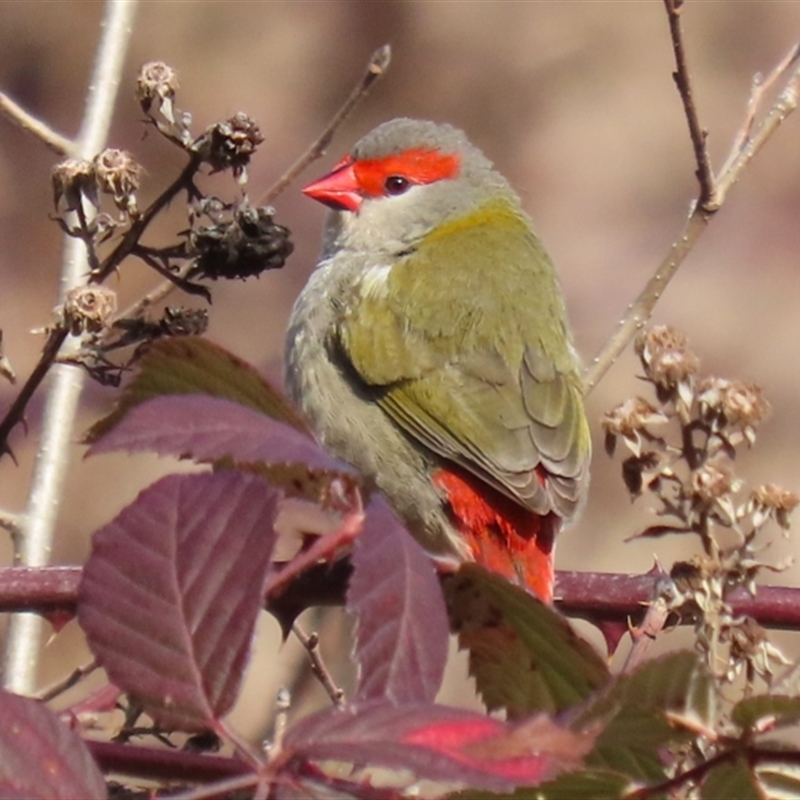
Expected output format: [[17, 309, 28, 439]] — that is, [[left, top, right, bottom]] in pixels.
[[292, 622, 345, 707], [584, 33, 800, 393], [0, 90, 75, 156], [718, 39, 800, 178], [35, 659, 99, 703], [1, 0, 138, 696], [109, 263, 195, 330], [715, 46, 800, 203], [259, 44, 391, 205], [584, 213, 707, 392], [663, 0, 717, 209], [269, 687, 291, 758]]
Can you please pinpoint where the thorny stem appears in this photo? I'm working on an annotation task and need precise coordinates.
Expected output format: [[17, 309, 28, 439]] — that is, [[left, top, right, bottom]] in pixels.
[[92, 154, 202, 282], [1, 0, 138, 696], [259, 44, 391, 205], [584, 22, 800, 394], [0, 89, 75, 156], [6, 565, 800, 634], [0, 155, 203, 459]]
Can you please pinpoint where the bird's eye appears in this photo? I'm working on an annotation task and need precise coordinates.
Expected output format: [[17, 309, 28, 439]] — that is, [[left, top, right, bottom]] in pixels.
[[384, 175, 411, 196]]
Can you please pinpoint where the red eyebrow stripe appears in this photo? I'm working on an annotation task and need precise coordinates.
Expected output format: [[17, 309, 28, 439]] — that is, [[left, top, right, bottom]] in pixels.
[[353, 148, 460, 197]]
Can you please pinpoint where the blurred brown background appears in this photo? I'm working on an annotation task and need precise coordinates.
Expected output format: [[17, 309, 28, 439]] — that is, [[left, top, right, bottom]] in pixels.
[[1, 0, 800, 737]]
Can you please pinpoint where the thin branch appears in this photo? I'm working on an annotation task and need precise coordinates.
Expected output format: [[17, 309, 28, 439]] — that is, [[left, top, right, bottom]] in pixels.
[[715, 46, 800, 204], [663, 0, 717, 209], [108, 263, 195, 329], [1, 0, 138, 696], [718, 39, 800, 178], [91, 153, 201, 283], [35, 659, 99, 703], [0, 328, 69, 460], [258, 44, 391, 206], [292, 622, 345, 707], [0, 90, 75, 156], [584, 34, 800, 393]]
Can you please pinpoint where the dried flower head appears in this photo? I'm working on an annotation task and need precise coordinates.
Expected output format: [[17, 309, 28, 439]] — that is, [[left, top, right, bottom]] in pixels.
[[62, 286, 117, 335], [93, 149, 142, 215], [199, 113, 263, 179], [698, 377, 770, 445], [189, 204, 293, 280], [159, 307, 209, 337], [51, 159, 97, 214], [691, 461, 737, 503], [602, 396, 668, 456], [748, 484, 799, 530], [136, 61, 180, 119], [635, 326, 700, 403]]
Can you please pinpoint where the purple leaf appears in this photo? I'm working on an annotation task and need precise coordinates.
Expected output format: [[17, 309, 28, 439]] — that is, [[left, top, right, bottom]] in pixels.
[[0, 690, 106, 799], [87, 394, 350, 473], [283, 700, 595, 792], [78, 471, 279, 731], [85, 336, 307, 443], [347, 496, 448, 705]]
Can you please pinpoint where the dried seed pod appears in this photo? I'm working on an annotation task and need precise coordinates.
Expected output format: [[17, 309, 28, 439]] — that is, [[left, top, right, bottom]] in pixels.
[[93, 149, 142, 216], [198, 113, 264, 178], [51, 158, 97, 213], [136, 61, 180, 119], [635, 326, 699, 412], [189, 204, 293, 281], [748, 484, 799, 530], [62, 286, 118, 335], [602, 396, 668, 456]]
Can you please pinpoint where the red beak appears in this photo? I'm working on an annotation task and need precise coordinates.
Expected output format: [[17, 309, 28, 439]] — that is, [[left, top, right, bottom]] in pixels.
[[302, 158, 362, 212]]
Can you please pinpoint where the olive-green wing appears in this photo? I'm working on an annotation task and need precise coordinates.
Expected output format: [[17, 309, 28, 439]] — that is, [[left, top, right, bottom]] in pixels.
[[337, 201, 590, 518]]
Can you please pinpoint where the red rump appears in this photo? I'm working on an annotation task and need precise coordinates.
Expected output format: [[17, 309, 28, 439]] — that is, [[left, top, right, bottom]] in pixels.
[[433, 468, 557, 603]]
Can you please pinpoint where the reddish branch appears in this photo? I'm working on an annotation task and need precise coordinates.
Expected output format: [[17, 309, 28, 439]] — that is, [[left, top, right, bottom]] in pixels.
[[4, 564, 800, 631]]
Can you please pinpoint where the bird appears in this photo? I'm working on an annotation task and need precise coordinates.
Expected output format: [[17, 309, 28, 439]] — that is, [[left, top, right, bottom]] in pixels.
[[284, 118, 590, 602]]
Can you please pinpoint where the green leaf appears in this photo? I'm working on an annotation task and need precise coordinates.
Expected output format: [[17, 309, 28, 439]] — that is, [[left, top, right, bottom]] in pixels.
[[85, 337, 306, 443], [732, 695, 800, 733], [443, 564, 610, 718], [581, 651, 711, 783], [450, 769, 633, 800], [701, 757, 761, 800]]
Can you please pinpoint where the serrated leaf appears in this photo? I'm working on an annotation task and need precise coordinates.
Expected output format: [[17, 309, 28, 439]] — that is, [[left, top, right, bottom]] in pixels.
[[78, 471, 279, 731], [87, 394, 349, 474], [284, 700, 596, 793], [701, 757, 762, 800], [85, 337, 305, 443], [0, 690, 106, 799], [580, 651, 710, 782], [453, 768, 633, 799], [443, 564, 610, 717], [732, 695, 800, 732], [347, 496, 449, 705]]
